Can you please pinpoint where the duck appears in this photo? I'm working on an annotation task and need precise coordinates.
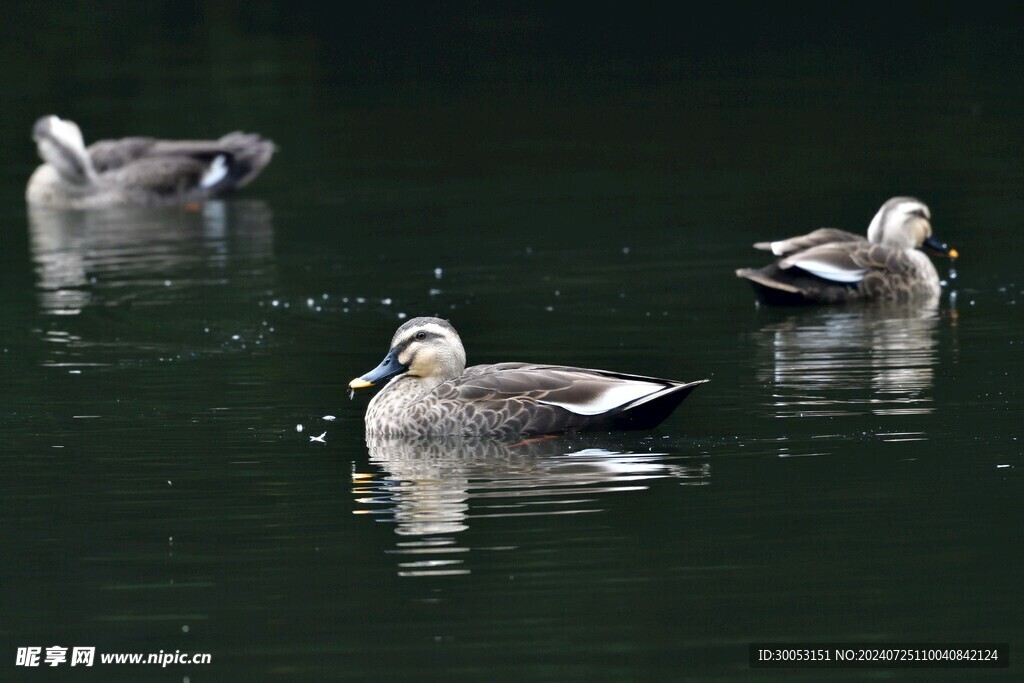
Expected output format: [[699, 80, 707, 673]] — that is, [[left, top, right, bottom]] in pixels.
[[26, 115, 275, 208], [349, 317, 708, 437], [735, 197, 958, 305]]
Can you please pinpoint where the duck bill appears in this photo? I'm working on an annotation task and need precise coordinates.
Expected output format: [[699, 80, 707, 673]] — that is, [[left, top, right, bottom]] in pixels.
[[348, 348, 409, 390], [923, 235, 959, 259]]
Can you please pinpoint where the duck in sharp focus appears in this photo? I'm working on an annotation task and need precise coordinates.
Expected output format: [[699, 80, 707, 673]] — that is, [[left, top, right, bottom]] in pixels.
[[349, 317, 708, 438], [26, 115, 276, 208], [735, 197, 958, 305]]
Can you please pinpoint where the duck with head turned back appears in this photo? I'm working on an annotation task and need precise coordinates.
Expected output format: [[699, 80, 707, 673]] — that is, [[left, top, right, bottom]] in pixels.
[[736, 197, 958, 305], [26, 115, 275, 208], [349, 317, 708, 438]]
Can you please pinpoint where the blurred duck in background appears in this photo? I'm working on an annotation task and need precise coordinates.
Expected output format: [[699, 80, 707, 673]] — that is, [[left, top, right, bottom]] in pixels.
[[736, 197, 958, 305], [26, 115, 275, 208]]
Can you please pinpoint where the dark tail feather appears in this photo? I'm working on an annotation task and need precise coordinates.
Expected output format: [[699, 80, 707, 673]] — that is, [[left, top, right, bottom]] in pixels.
[[736, 265, 858, 305], [217, 132, 276, 188], [607, 379, 708, 430]]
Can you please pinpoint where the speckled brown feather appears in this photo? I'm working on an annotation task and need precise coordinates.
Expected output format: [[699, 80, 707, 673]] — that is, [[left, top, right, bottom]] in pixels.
[[365, 364, 707, 438]]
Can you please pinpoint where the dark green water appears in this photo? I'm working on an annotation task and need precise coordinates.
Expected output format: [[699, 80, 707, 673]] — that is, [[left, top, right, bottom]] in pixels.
[[2, 5, 1022, 681]]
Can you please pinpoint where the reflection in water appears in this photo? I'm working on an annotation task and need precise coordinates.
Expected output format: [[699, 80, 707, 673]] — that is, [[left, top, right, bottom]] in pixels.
[[28, 201, 275, 315], [27, 202, 276, 369], [753, 304, 946, 420], [353, 436, 709, 577]]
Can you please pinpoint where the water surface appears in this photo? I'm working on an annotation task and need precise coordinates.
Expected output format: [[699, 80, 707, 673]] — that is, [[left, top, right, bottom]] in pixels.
[[1, 5, 1022, 681]]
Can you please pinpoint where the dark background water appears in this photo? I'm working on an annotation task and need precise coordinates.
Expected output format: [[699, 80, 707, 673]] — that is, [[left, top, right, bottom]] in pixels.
[[1, 3, 1022, 681]]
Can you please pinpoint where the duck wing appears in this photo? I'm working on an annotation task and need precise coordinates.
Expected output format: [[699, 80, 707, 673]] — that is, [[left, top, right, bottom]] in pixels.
[[101, 156, 221, 199], [89, 133, 275, 198], [737, 241, 918, 305], [754, 228, 864, 256], [779, 241, 918, 282], [778, 242, 871, 283], [149, 133, 276, 188], [439, 364, 707, 435], [87, 137, 159, 172]]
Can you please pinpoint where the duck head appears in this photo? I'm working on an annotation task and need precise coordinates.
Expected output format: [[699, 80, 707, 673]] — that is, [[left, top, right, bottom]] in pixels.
[[32, 115, 94, 185], [867, 196, 958, 257], [350, 317, 467, 390]]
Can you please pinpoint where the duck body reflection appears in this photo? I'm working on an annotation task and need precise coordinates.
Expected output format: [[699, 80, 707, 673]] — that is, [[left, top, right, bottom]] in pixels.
[[28, 201, 276, 369], [354, 435, 709, 577], [753, 303, 948, 420], [29, 201, 275, 312]]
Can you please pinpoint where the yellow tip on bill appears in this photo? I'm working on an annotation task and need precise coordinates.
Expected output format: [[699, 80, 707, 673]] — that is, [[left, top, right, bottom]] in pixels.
[[348, 378, 373, 389], [948, 248, 959, 259]]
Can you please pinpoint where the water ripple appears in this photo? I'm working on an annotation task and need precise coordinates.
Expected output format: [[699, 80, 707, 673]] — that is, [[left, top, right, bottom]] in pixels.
[[751, 304, 946, 420], [354, 436, 709, 577], [26, 202, 277, 371]]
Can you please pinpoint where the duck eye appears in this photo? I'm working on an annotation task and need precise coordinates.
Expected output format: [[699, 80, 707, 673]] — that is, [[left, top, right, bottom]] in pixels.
[[415, 331, 427, 340]]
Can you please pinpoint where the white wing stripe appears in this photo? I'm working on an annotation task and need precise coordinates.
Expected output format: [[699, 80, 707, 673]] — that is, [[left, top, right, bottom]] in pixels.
[[790, 258, 866, 283], [200, 155, 229, 188], [538, 381, 659, 416]]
